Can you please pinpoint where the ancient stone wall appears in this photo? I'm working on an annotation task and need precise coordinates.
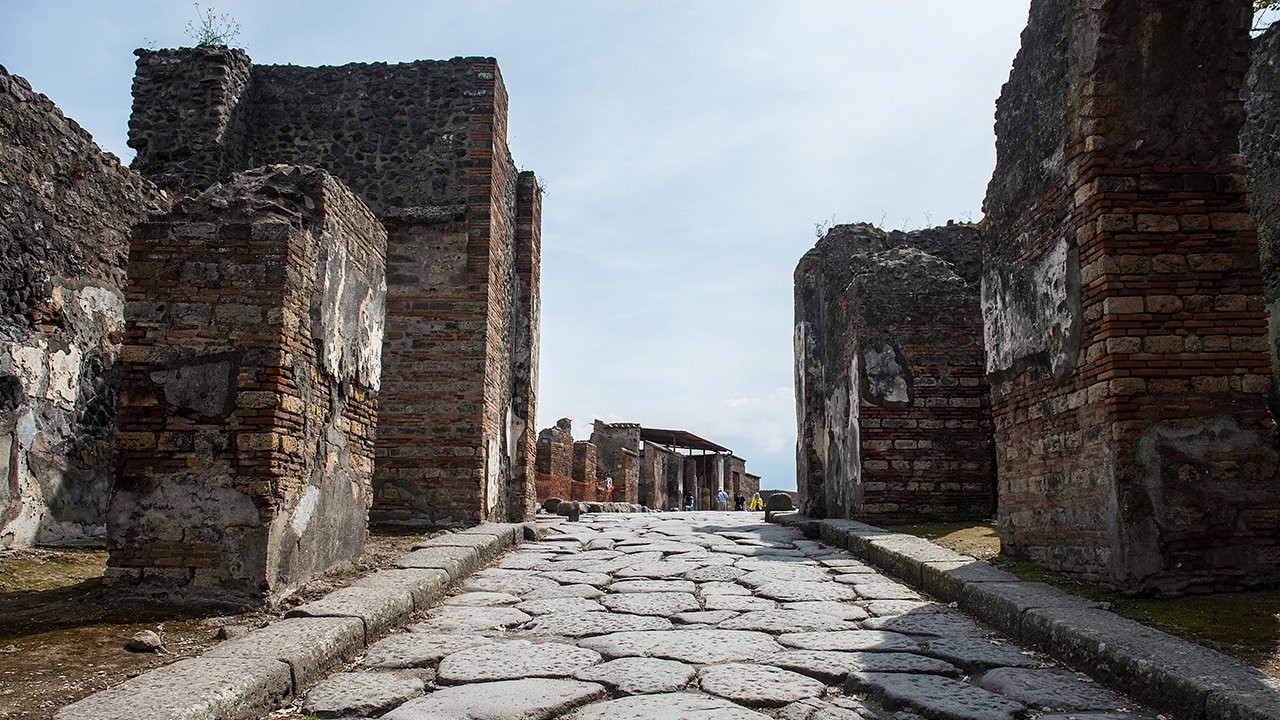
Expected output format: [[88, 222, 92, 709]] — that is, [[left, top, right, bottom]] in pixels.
[[572, 441, 598, 491], [640, 442, 682, 510], [590, 421, 641, 503], [0, 66, 165, 548], [794, 223, 994, 523], [128, 49, 539, 526], [1244, 24, 1280, 411], [983, 0, 1280, 593], [107, 166, 385, 605]]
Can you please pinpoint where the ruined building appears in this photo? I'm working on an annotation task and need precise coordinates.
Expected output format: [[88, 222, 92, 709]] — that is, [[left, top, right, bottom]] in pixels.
[[795, 0, 1280, 594], [795, 223, 994, 523], [127, 48, 542, 527], [534, 418, 759, 510], [1, 46, 543, 605], [1, 66, 166, 548], [108, 166, 386, 604]]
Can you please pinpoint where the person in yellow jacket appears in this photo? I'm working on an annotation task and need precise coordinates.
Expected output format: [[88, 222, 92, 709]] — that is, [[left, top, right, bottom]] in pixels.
[[747, 492, 764, 511]]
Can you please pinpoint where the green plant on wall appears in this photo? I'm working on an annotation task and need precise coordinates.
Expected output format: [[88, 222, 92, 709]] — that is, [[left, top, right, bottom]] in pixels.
[[184, 3, 241, 48]]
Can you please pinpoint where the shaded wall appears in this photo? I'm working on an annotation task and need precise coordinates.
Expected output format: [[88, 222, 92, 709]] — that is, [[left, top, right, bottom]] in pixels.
[[983, 0, 1280, 593], [0, 66, 165, 548], [107, 166, 385, 605], [590, 421, 641, 503]]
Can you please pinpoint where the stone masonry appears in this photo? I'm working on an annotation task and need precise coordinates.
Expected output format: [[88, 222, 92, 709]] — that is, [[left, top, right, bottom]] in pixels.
[[982, 0, 1280, 593], [535, 418, 576, 501], [0, 66, 166, 548], [590, 421, 642, 504], [794, 223, 994, 523], [106, 165, 386, 606], [128, 48, 541, 527], [1244, 23, 1280, 413]]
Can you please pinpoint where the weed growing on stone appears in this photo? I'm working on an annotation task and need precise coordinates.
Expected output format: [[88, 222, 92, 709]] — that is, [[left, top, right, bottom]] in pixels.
[[184, 3, 241, 48]]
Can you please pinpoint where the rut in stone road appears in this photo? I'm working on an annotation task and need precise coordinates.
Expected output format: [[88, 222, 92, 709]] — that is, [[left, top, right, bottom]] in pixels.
[[293, 513, 1151, 720]]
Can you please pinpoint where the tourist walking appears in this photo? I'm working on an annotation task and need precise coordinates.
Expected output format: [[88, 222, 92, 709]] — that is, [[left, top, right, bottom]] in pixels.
[[748, 492, 763, 511], [717, 488, 729, 511]]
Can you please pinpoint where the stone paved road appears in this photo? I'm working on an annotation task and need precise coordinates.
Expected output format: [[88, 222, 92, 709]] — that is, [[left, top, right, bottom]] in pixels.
[[294, 513, 1153, 720]]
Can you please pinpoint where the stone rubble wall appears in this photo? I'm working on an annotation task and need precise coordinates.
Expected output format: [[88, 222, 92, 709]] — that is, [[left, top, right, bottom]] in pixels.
[[106, 165, 386, 605], [982, 0, 1280, 593], [590, 421, 642, 504], [794, 223, 993, 524], [128, 49, 539, 527], [572, 441, 599, 492], [0, 66, 166, 548]]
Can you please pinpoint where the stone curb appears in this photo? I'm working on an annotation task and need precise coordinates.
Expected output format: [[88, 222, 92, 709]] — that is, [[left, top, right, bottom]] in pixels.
[[772, 512, 1280, 720], [53, 521, 551, 720]]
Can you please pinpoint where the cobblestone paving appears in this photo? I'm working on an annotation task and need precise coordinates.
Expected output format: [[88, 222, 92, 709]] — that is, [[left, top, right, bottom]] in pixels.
[[298, 513, 1154, 720]]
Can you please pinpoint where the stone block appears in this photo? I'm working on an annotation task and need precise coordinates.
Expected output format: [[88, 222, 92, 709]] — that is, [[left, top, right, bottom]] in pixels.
[[53, 657, 291, 720], [204, 616, 365, 692], [286, 586, 414, 643], [395, 545, 482, 581], [959, 582, 1097, 642], [354, 568, 451, 610]]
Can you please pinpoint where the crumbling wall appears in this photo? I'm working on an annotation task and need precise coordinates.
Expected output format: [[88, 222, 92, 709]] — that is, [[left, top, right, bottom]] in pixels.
[[984, 0, 1280, 593], [107, 166, 385, 605], [794, 223, 993, 523], [1244, 23, 1280, 412], [128, 49, 539, 526], [590, 421, 641, 503], [534, 418, 574, 501], [640, 442, 682, 510], [0, 66, 165, 548], [572, 441, 599, 497]]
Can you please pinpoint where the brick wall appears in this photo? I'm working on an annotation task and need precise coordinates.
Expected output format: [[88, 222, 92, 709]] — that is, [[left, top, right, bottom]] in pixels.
[[128, 49, 540, 526], [1244, 24, 1280, 412], [983, 0, 1280, 593], [106, 166, 385, 605], [794, 223, 994, 523], [0, 66, 165, 548], [572, 441, 598, 488]]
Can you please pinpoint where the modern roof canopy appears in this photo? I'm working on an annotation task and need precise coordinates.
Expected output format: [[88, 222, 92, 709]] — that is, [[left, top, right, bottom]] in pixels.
[[639, 427, 731, 453]]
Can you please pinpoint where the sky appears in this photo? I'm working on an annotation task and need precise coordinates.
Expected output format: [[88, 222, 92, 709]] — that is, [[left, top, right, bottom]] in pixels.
[[2, 1, 1035, 490]]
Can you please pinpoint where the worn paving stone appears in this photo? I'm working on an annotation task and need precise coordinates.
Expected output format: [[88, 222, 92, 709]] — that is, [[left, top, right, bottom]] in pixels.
[[920, 637, 1041, 671], [778, 630, 922, 653], [463, 570, 562, 596], [573, 657, 697, 695], [516, 597, 606, 615], [384, 678, 607, 720], [703, 594, 779, 612], [496, 553, 554, 570], [754, 581, 859, 603], [848, 672, 1026, 720], [614, 560, 699, 578], [609, 578, 697, 593], [570, 692, 773, 720], [699, 581, 753, 596], [687, 565, 747, 582], [442, 591, 521, 607], [353, 568, 451, 610], [861, 599, 944, 617], [845, 579, 922, 600], [861, 613, 987, 637], [719, 609, 858, 633], [365, 633, 495, 669], [302, 671, 424, 717], [579, 629, 784, 663], [437, 639, 602, 684], [737, 567, 832, 586], [411, 606, 531, 633], [821, 558, 878, 573], [523, 611, 674, 637], [776, 696, 871, 720], [203, 616, 363, 689], [674, 610, 741, 625], [523, 583, 605, 600], [976, 667, 1127, 711], [781, 601, 870, 621], [602, 591, 701, 616], [699, 663, 827, 707], [764, 649, 961, 682], [539, 570, 614, 587]]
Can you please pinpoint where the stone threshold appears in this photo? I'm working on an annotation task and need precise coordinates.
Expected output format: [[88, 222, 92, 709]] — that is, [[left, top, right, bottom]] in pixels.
[[54, 520, 556, 720], [770, 512, 1280, 720]]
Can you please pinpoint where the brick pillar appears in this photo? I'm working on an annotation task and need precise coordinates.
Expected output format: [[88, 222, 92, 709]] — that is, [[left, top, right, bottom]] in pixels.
[[107, 166, 386, 606], [983, 0, 1280, 593]]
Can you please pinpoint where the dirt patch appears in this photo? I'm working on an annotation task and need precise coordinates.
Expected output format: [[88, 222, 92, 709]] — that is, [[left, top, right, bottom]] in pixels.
[[0, 530, 436, 720], [885, 519, 1280, 680]]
